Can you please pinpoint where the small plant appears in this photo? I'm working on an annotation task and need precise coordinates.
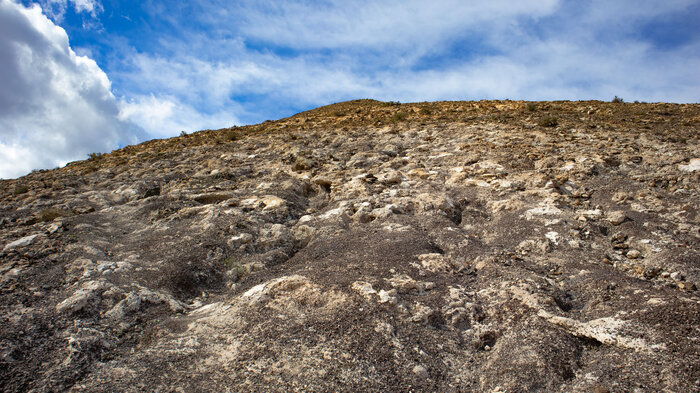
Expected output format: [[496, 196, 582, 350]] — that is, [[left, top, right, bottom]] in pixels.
[[383, 101, 401, 107], [332, 111, 345, 117], [222, 256, 249, 280], [87, 152, 103, 160], [612, 96, 625, 103], [180, 130, 188, 136], [13, 185, 29, 195], [526, 102, 538, 112], [38, 207, 70, 222], [419, 107, 432, 115], [391, 112, 408, 122], [538, 116, 559, 127]]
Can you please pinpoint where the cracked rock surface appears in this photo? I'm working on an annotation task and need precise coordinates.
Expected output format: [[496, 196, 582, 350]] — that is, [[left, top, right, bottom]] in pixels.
[[1, 99, 699, 392]]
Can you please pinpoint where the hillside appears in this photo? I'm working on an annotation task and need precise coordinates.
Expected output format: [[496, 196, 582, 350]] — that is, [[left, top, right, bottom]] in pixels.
[[1, 99, 699, 392]]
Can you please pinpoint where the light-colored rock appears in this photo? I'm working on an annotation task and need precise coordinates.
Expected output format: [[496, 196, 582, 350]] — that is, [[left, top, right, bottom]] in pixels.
[[377, 289, 398, 304], [607, 211, 627, 226], [56, 280, 108, 314], [3, 234, 39, 251], [412, 364, 429, 379], [678, 158, 700, 172], [416, 253, 453, 272], [351, 281, 377, 300]]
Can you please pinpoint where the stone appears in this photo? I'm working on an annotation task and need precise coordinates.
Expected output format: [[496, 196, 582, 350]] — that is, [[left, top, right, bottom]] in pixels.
[[3, 234, 39, 251], [678, 158, 700, 172], [56, 280, 108, 314], [380, 170, 403, 184], [351, 281, 377, 300], [377, 289, 397, 304], [607, 211, 627, 226], [412, 364, 429, 379], [626, 249, 641, 259]]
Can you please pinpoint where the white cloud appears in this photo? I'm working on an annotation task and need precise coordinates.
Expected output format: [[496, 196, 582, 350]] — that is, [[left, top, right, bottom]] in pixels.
[[118, 94, 238, 138], [0, 0, 141, 179], [217, 0, 559, 52], [33, 0, 101, 21], [112, 0, 697, 130]]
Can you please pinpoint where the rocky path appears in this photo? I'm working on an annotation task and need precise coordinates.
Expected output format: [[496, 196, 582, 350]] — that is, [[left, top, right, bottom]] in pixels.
[[1, 100, 699, 392]]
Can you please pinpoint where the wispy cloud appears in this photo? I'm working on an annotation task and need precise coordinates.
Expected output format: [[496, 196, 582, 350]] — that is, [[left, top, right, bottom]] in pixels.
[[30, 0, 101, 21]]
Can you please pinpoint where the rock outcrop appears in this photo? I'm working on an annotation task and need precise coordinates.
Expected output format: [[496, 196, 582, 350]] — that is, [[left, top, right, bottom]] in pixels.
[[1, 99, 699, 392]]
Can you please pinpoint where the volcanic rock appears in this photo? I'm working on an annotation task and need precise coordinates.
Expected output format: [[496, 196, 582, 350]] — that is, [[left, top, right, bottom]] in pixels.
[[1, 99, 699, 392]]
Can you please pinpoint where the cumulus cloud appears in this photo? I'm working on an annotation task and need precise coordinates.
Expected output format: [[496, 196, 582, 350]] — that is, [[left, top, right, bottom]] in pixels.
[[0, 0, 141, 179]]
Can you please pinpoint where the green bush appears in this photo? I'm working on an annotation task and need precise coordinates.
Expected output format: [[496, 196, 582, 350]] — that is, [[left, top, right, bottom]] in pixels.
[[13, 185, 29, 195], [391, 112, 408, 122], [38, 207, 70, 222], [538, 116, 559, 127], [612, 96, 625, 103]]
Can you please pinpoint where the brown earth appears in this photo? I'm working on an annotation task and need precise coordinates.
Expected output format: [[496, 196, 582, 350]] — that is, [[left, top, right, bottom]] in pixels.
[[1, 99, 699, 392]]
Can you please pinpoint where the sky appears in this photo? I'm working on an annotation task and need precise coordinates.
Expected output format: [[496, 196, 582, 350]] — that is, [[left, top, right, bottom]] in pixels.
[[1, 0, 699, 179]]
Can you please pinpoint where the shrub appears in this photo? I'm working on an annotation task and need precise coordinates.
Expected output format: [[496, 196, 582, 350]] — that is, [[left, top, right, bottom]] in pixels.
[[180, 130, 188, 136], [526, 102, 538, 112], [612, 96, 625, 103], [538, 116, 559, 127], [13, 185, 29, 195], [391, 112, 408, 122], [383, 101, 401, 107], [87, 152, 103, 160], [38, 207, 70, 222], [419, 108, 432, 115]]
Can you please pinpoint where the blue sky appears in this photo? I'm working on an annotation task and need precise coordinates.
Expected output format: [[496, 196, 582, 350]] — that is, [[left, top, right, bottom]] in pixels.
[[1, 0, 699, 178]]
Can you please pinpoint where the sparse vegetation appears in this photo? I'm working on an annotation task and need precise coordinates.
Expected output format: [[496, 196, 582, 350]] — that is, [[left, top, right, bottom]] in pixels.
[[419, 107, 432, 115], [538, 115, 559, 127], [391, 112, 408, 122], [13, 185, 29, 195], [38, 207, 71, 222], [194, 193, 230, 204], [526, 102, 538, 112], [612, 96, 625, 103], [223, 256, 249, 280], [180, 131, 188, 136], [87, 152, 104, 160], [333, 111, 345, 117], [383, 101, 401, 107]]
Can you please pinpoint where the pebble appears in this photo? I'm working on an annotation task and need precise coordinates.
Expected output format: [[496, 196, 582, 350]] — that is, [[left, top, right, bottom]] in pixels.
[[412, 365, 429, 379]]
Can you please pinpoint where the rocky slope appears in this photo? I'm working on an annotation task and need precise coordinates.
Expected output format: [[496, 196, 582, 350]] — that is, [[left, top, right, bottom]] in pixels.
[[1, 99, 699, 392]]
